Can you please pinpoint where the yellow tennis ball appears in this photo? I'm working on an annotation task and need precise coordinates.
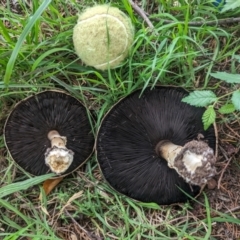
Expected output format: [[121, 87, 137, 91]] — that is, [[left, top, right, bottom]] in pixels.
[[73, 5, 135, 70]]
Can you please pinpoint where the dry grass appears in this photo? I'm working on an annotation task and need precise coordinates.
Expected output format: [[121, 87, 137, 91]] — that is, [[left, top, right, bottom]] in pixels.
[[0, 0, 240, 239]]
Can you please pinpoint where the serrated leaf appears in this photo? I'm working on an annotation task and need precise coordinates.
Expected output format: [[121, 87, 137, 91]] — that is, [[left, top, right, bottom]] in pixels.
[[202, 106, 216, 130], [212, 0, 225, 7], [182, 91, 217, 107], [234, 55, 240, 63], [221, 0, 240, 12], [210, 72, 240, 84], [219, 103, 236, 114], [231, 90, 240, 110]]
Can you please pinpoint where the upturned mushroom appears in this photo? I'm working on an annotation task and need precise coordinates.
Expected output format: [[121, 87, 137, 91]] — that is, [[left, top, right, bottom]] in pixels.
[[4, 90, 94, 176], [96, 86, 217, 205]]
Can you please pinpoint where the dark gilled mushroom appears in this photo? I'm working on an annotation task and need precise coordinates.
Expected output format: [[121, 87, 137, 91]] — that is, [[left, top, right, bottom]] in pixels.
[[4, 90, 94, 176], [96, 86, 217, 205]]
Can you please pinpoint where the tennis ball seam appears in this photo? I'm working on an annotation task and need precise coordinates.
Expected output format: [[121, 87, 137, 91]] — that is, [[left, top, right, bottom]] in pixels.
[[77, 14, 129, 69], [73, 5, 134, 70]]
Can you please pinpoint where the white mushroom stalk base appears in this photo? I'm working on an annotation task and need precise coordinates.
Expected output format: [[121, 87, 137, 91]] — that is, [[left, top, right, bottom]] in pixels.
[[45, 130, 74, 175], [157, 140, 216, 186]]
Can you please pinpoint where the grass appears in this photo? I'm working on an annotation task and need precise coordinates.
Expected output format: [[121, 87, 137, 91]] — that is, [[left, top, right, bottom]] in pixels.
[[1, 0, 240, 239]]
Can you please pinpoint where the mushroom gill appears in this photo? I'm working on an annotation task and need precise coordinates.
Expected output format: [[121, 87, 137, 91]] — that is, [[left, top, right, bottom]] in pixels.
[[96, 86, 217, 205], [4, 90, 94, 176]]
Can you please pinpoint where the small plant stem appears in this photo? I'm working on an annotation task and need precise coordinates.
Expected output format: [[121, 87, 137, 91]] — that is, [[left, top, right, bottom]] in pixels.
[[217, 90, 236, 101], [48, 130, 67, 148], [212, 90, 236, 108]]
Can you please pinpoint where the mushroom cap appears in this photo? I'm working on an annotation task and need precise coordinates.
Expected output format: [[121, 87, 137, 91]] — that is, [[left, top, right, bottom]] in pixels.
[[96, 86, 217, 205], [4, 90, 94, 176]]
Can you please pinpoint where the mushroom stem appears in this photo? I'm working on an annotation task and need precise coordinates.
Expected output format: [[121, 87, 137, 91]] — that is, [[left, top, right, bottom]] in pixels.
[[157, 141, 183, 168], [156, 140, 216, 186], [48, 130, 67, 148], [45, 130, 74, 175]]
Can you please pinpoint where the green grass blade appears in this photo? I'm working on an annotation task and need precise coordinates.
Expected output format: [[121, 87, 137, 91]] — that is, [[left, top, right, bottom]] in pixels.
[[31, 48, 72, 71], [203, 193, 212, 240], [3, 224, 33, 240], [3, 0, 52, 85], [0, 199, 30, 225], [0, 20, 13, 43], [0, 173, 55, 198]]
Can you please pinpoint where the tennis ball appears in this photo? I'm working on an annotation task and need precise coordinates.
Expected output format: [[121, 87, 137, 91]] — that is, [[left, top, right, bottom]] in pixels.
[[73, 5, 135, 70]]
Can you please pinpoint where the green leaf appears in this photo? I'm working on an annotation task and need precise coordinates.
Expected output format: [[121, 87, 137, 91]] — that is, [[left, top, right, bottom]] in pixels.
[[210, 72, 240, 84], [202, 106, 216, 130], [219, 103, 236, 114], [0, 173, 55, 198], [221, 0, 240, 12], [231, 90, 240, 110], [182, 91, 217, 107]]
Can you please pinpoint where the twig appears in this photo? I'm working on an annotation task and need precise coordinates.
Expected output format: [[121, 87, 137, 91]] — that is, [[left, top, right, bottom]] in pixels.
[[129, 0, 240, 28], [128, 0, 154, 29], [224, 120, 240, 139], [129, 1, 240, 28], [225, 206, 240, 214], [64, 210, 102, 240], [217, 146, 233, 189], [151, 17, 240, 27]]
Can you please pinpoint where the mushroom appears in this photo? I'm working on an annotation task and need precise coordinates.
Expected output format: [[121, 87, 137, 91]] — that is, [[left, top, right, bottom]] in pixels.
[[4, 90, 94, 176], [96, 86, 217, 205]]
